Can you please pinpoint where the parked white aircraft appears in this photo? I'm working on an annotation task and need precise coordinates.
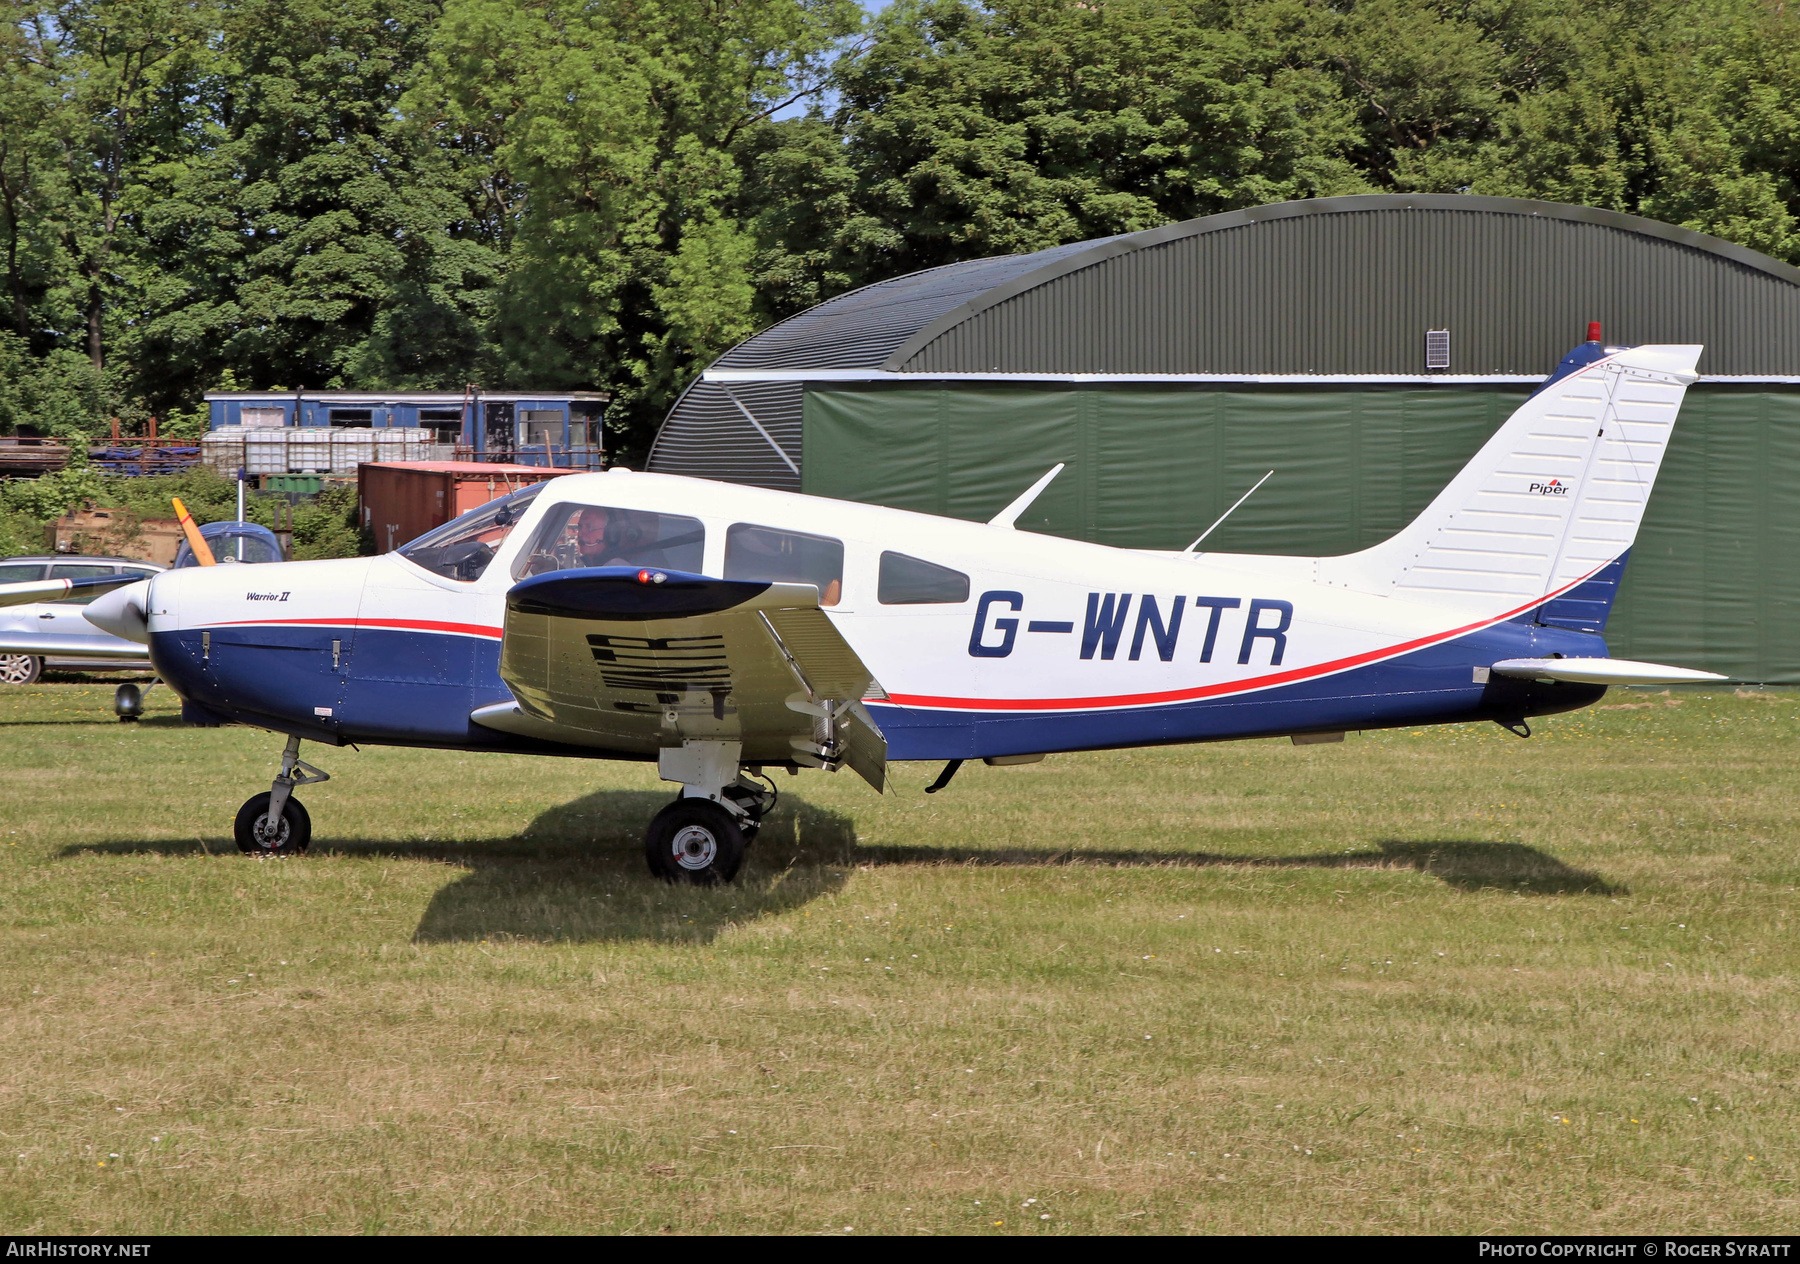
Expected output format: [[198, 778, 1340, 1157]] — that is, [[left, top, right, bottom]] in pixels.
[[74, 341, 1722, 880]]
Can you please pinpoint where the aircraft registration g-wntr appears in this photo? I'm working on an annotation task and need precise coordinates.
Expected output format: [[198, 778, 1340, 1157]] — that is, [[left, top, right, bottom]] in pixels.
[[62, 338, 1723, 881]]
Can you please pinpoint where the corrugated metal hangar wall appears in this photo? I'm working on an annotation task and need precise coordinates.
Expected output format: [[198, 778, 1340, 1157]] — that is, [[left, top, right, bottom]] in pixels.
[[648, 194, 1800, 682]]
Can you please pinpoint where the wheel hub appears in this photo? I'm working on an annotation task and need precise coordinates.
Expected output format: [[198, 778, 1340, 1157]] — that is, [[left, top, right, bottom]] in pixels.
[[0, 655, 35, 685], [671, 823, 718, 870], [252, 813, 288, 849]]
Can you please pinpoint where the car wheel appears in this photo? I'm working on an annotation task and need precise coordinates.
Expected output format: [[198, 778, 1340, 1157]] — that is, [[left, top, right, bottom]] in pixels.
[[0, 654, 42, 685]]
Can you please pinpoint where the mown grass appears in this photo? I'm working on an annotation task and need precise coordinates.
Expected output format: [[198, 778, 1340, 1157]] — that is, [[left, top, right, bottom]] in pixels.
[[0, 679, 1795, 1234]]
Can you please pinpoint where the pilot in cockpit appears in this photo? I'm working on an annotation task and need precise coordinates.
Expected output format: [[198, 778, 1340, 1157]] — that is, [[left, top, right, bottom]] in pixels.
[[575, 506, 629, 568]]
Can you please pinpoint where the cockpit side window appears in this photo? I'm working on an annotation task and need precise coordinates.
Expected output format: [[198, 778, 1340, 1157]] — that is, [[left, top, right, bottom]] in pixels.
[[724, 523, 844, 606], [878, 551, 970, 604], [513, 503, 706, 578], [398, 482, 547, 582]]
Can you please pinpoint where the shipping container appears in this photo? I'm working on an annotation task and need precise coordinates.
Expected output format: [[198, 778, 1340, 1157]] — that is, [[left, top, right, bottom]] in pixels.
[[358, 462, 573, 553]]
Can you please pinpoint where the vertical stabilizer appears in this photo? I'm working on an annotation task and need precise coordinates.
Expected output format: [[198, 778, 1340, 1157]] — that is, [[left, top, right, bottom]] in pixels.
[[1319, 344, 1701, 613]]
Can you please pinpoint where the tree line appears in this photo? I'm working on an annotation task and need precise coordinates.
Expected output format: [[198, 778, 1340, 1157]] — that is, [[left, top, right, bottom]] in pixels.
[[5, 0, 1799, 462]]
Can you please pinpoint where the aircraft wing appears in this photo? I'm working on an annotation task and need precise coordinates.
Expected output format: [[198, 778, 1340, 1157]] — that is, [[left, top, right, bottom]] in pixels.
[[471, 567, 886, 790], [0, 573, 147, 610], [0, 633, 150, 660]]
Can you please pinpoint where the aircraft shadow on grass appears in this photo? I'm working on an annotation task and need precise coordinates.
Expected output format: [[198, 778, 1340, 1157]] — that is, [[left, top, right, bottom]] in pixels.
[[63, 791, 1618, 945], [2, 714, 188, 728], [855, 838, 1620, 897]]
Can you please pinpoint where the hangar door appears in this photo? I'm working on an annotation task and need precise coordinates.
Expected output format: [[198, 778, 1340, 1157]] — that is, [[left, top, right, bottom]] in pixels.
[[800, 383, 1800, 683]]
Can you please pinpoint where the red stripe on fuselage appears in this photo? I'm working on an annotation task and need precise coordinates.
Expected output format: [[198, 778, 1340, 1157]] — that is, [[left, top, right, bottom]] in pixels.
[[884, 566, 1607, 713], [207, 617, 503, 639]]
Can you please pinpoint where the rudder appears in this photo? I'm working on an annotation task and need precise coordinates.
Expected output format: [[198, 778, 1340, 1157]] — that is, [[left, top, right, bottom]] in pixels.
[[1319, 344, 1701, 617]]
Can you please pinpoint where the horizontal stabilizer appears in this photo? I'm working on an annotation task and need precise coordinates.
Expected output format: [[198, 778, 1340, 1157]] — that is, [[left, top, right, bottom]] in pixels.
[[1490, 657, 1726, 685]]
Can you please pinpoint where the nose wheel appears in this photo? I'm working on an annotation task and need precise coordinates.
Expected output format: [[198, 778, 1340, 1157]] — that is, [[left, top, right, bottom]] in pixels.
[[234, 735, 329, 856], [234, 791, 312, 855]]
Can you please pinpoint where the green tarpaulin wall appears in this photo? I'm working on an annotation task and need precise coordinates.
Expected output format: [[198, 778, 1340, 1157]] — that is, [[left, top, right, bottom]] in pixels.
[[801, 383, 1800, 682]]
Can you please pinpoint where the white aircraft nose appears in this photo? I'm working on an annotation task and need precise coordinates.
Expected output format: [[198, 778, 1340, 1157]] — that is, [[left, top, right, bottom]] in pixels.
[[85, 578, 152, 644]]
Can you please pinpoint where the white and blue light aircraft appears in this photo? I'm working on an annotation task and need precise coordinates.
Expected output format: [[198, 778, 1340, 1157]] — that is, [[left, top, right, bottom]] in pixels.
[[61, 339, 1722, 880]]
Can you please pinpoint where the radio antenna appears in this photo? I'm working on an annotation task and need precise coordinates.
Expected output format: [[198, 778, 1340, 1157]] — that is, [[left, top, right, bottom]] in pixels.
[[1184, 470, 1273, 554], [988, 463, 1065, 529]]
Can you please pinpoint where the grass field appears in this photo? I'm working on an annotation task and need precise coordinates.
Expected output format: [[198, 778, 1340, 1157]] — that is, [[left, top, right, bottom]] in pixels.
[[0, 677, 1795, 1234]]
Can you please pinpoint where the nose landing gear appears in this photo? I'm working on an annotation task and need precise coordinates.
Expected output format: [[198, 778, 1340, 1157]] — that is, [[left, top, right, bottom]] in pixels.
[[234, 735, 329, 856], [113, 680, 158, 721]]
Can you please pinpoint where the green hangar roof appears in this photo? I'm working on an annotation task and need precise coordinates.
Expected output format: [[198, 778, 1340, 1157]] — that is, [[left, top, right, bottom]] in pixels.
[[648, 193, 1800, 489]]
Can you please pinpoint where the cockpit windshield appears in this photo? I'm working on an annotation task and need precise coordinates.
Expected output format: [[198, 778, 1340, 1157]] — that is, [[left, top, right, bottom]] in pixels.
[[398, 482, 546, 582]]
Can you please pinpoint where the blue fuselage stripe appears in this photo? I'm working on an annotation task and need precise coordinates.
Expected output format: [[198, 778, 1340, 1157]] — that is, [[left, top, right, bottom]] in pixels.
[[152, 617, 1608, 760]]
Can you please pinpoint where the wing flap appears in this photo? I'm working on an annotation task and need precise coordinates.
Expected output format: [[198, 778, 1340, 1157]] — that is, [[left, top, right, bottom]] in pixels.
[[837, 701, 887, 793], [763, 606, 874, 699]]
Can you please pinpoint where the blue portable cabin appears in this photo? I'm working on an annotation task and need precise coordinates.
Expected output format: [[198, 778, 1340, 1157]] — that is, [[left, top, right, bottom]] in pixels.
[[203, 389, 610, 469]]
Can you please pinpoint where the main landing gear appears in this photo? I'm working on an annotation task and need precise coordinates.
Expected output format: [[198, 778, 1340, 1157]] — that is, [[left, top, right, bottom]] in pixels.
[[645, 740, 777, 885], [234, 735, 330, 856]]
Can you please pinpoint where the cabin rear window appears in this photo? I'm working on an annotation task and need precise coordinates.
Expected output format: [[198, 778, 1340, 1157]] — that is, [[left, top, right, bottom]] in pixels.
[[398, 482, 546, 582], [878, 551, 970, 604], [724, 523, 844, 606], [514, 504, 706, 577]]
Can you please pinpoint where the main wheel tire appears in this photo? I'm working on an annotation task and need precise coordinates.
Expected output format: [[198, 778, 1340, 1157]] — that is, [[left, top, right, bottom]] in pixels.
[[233, 791, 312, 856], [0, 654, 42, 685], [644, 798, 746, 884]]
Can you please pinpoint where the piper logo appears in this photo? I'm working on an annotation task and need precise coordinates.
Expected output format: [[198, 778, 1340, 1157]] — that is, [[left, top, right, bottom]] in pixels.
[[1528, 479, 1571, 496]]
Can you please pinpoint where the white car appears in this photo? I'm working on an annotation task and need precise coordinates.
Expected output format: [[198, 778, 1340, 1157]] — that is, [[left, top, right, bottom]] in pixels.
[[0, 556, 164, 684]]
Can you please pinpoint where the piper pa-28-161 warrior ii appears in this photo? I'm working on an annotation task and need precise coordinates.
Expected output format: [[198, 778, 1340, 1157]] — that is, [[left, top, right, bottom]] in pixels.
[[66, 338, 1724, 881]]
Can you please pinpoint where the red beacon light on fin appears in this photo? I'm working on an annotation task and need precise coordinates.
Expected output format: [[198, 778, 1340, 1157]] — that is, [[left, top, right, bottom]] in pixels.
[[636, 569, 667, 584], [1587, 320, 1603, 343]]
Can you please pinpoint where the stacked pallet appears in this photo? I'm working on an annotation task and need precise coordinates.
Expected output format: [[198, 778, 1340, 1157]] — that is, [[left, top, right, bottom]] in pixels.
[[0, 438, 71, 476], [88, 444, 202, 476]]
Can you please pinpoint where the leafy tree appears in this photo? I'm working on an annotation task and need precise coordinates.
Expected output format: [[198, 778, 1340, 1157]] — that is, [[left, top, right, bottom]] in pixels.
[[831, 0, 1371, 279], [130, 0, 499, 415], [1319, 0, 1800, 263], [0, 9, 64, 342], [0, 328, 140, 439], [414, 0, 863, 460], [7, 0, 1800, 458], [737, 114, 863, 323], [25, 0, 217, 373]]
